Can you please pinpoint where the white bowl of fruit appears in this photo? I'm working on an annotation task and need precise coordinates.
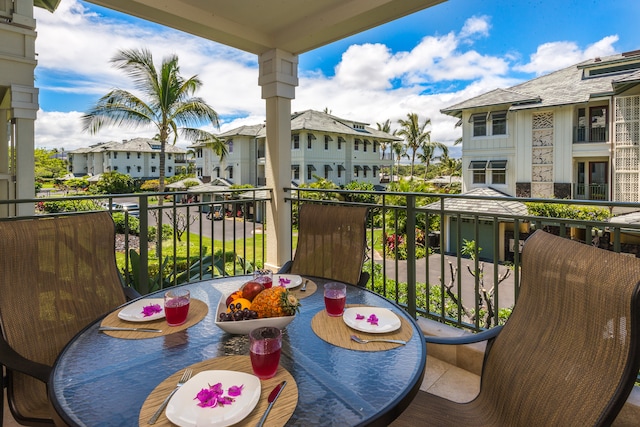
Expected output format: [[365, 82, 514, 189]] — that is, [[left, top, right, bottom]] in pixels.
[[214, 279, 301, 335]]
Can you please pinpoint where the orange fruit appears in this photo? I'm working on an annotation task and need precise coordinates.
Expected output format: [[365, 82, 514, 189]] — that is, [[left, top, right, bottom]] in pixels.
[[226, 297, 252, 313]]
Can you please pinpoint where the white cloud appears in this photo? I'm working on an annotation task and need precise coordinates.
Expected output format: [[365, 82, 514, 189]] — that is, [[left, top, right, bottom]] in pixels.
[[459, 15, 491, 40], [515, 36, 619, 75]]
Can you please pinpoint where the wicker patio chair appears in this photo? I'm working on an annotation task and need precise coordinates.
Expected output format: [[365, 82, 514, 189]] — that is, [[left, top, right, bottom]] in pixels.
[[278, 203, 370, 286], [392, 229, 640, 427], [0, 212, 137, 426]]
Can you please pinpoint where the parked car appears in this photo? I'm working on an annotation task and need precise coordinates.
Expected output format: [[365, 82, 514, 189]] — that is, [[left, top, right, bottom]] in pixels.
[[206, 204, 224, 220], [113, 202, 140, 218]]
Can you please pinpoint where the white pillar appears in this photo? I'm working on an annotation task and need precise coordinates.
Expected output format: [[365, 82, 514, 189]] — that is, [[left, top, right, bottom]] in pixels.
[[258, 49, 298, 270], [11, 84, 38, 215]]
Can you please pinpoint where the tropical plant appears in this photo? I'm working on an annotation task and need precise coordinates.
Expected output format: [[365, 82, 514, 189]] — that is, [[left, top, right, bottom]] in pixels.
[[397, 112, 433, 180], [93, 171, 135, 194], [416, 136, 448, 180], [82, 48, 221, 194]]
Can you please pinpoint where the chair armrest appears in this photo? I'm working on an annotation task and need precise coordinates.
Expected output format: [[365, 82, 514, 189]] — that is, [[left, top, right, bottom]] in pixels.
[[424, 325, 503, 345], [357, 271, 370, 287], [122, 286, 142, 301], [0, 334, 51, 383], [277, 261, 293, 274]]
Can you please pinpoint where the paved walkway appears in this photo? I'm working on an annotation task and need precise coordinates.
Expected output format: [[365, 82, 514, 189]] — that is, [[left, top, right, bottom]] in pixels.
[[370, 249, 516, 311]]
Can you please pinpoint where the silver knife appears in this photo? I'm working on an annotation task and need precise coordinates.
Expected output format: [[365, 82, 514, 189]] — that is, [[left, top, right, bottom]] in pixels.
[[256, 380, 286, 427], [99, 326, 162, 333]]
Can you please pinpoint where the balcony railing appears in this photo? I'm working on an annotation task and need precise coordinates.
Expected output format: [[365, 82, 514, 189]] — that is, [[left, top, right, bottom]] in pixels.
[[3, 187, 640, 381], [574, 183, 608, 200], [574, 126, 609, 143]]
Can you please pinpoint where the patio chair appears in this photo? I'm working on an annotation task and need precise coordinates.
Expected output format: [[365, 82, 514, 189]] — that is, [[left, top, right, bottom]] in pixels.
[[0, 212, 138, 426], [392, 229, 640, 427], [278, 204, 370, 286]]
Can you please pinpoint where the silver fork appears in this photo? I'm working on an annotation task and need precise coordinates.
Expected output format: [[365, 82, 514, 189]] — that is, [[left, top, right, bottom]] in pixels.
[[350, 335, 406, 345], [300, 279, 308, 292], [148, 368, 193, 424]]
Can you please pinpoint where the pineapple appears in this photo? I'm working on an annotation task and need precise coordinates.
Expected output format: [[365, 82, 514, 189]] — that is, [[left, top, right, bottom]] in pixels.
[[251, 287, 300, 318]]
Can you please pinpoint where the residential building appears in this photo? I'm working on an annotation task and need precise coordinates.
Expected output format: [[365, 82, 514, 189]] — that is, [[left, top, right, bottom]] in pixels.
[[438, 50, 640, 261], [441, 49, 640, 202], [191, 109, 398, 187], [68, 138, 189, 180]]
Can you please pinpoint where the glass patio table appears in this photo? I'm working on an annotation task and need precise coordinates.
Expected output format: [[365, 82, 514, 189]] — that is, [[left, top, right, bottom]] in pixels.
[[49, 276, 426, 426]]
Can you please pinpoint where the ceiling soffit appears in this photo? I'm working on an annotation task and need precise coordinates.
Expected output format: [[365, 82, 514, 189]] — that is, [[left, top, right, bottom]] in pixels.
[[85, 0, 446, 55]]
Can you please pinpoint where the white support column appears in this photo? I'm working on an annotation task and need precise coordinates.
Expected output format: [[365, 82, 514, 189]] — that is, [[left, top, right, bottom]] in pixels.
[[258, 49, 298, 270], [11, 84, 38, 215]]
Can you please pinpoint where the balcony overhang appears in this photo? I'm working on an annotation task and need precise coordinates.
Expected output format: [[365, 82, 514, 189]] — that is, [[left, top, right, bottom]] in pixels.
[[84, 0, 446, 55]]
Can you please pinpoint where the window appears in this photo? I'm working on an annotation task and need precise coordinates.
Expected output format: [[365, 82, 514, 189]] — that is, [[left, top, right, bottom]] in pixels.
[[137, 166, 141, 172], [354, 139, 360, 151], [292, 134, 300, 149], [168, 154, 172, 160], [151, 153, 156, 159], [307, 134, 315, 149], [227, 139, 234, 153], [338, 165, 344, 178], [228, 166, 233, 179], [137, 153, 141, 159], [338, 137, 344, 150], [324, 165, 332, 179], [373, 141, 379, 152], [113, 166, 118, 171], [488, 160, 507, 185], [363, 165, 370, 178], [126, 152, 130, 159], [469, 161, 487, 184], [168, 166, 172, 173], [113, 152, 118, 159], [363, 140, 368, 152], [354, 165, 361, 177], [292, 165, 300, 180], [470, 113, 487, 137], [307, 165, 316, 180], [151, 166, 157, 173], [324, 135, 331, 150], [490, 111, 507, 135], [126, 166, 131, 173]]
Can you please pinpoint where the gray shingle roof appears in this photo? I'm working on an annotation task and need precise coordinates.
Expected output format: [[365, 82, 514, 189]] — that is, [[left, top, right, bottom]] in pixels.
[[69, 138, 187, 153], [218, 109, 401, 141], [441, 52, 640, 116], [426, 187, 528, 217]]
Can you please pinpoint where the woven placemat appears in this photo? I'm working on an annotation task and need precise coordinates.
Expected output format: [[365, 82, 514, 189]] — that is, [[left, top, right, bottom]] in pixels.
[[311, 304, 413, 351], [289, 278, 317, 300], [100, 298, 208, 339], [138, 355, 297, 427]]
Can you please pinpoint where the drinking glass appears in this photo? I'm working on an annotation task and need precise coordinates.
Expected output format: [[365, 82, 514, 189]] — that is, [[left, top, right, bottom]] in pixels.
[[249, 326, 282, 379], [253, 269, 273, 289], [164, 289, 190, 326], [324, 282, 346, 316]]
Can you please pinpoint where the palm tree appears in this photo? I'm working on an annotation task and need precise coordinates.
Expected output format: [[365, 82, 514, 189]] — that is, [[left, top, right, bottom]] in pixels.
[[392, 140, 406, 181], [376, 119, 396, 181], [438, 154, 462, 187], [396, 112, 433, 180], [82, 48, 220, 193], [416, 135, 448, 180]]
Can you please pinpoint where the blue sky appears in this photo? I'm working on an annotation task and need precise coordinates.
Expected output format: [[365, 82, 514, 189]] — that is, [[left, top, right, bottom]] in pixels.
[[32, 0, 640, 153]]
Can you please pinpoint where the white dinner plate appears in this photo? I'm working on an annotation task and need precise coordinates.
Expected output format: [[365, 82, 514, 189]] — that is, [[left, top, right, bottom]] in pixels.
[[166, 370, 261, 427], [272, 274, 303, 288], [343, 307, 402, 334], [117, 298, 165, 322]]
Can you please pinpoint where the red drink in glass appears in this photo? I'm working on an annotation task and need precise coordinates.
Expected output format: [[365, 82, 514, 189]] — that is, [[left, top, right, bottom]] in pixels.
[[250, 347, 281, 379], [249, 327, 282, 379], [164, 289, 190, 326], [324, 294, 346, 316], [324, 282, 346, 316], [254, 275, 273, 289]]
